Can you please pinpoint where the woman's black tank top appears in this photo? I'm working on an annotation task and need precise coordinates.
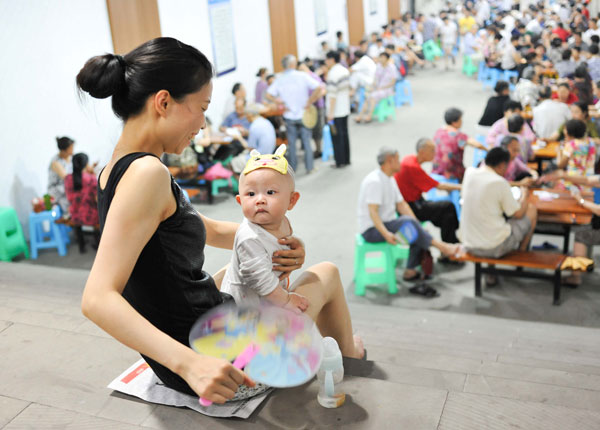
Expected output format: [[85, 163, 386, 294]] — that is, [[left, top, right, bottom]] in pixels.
[[97, 152, 226, 394]]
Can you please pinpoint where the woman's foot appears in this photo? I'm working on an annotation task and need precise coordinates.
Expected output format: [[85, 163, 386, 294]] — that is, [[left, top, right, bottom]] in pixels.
[[403, 268, 420, 281], [353, 334, 365, 359], [354, 116, 363, 124], [562, 274, 581, 288]]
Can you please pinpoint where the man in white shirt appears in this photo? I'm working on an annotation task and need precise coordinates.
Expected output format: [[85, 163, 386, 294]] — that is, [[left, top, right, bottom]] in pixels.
[[501, 34, 521, 70], [349, 50, 376, 91], [460, 147, 537, 261], [325, 51, 351, 168], [265, 55, 324, 173], [532, 86, 572, 139], [439, 15, 458, 70], [357, 147, 460, 285], [583, 19, 600, 46]]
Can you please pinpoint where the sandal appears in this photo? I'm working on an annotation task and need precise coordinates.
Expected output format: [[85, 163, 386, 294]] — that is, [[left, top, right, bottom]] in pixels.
[[562, 276, 581, 289], [409, 284, 439, 298]]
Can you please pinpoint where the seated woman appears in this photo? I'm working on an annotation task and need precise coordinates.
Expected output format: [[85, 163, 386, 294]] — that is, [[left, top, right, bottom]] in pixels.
[[494, 114, 535, 163], [541, 170, 600, 287], [478, 80, 510, 127], [48, 136, 75, 215], [64, 153, 99, 252], [432, 107, 487, 181], [557, 119, 597, 180], [354, 52, 398, 123], [546, 101, 599, 143], [486, 100, 536, 157], [77, 37, 364, 404], [498, 135, 539, 186]]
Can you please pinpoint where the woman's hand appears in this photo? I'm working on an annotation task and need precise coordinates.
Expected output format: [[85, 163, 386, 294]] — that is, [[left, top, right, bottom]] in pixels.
[[180, 351, 255, 404], [273, 236, 306, 280]]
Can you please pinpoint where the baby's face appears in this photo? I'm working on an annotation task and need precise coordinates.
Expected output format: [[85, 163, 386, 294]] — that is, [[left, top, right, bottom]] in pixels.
[[237, 168, 296, 228]]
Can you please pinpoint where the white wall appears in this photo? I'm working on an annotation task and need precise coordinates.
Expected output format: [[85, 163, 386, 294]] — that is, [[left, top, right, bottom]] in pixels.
[[363, 0, 389, 36], [158, 0, 273, 124], [294, 0, 349, 61], [0, 0, 121, 232]]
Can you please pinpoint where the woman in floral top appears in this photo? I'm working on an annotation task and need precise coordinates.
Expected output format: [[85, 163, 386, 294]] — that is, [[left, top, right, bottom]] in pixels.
[[432, 108, 487, 181], [64, 153, 99, 227], [558, 119, 596, 188]]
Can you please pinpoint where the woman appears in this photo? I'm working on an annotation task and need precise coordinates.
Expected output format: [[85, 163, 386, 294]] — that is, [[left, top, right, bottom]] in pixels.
[[254, 67, 268, 104], [77, 37, 363, 405], [354, 52, 397, 123], [64, 153, 99, 252], [478, 80, 510, 127], [547, 102, 600, 143], [487, 100, 536, 161], [432, 107, 487, 181], [47, 136, 74, 215]]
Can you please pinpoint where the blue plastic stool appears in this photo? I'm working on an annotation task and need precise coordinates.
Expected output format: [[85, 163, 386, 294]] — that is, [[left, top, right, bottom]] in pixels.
[[472, 135, 489, 168], [426, 173, 462, 220], [29, 208, 68, 259], [482, 67, 501, 89], [0, 207, 29, 261], [354, 234, 409, 296], [502, 70, 519, 90], [357, 86, 366, 114], [477, 61, 488, 82], [181, 188, 191, 203], [395, 80, 414, 107], [321, 124, 334, 162], [52, 205, 71, 245]]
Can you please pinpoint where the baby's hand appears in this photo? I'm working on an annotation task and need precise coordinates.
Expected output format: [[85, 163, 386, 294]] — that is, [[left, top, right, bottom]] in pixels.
[[284, 292, 309, 314]]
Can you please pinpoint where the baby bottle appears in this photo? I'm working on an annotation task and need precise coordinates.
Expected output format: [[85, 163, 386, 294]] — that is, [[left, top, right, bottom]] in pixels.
[[316, 337, 346, 408]]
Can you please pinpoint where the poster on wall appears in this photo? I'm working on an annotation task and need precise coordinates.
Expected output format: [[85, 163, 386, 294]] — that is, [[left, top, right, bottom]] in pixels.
[[314, 0, 327, 35], [369, 0, 377, 15], [208, 0, 237, 76]]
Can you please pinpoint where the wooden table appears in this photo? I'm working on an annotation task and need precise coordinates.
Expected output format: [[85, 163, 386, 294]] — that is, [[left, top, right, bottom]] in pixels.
[[532, 141, 559, 174], [530, 188, 593, 253], [261, 105, 285, 118]]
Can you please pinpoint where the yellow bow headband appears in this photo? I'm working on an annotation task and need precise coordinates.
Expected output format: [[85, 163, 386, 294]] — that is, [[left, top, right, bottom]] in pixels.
[[242, 144, 288, 176]]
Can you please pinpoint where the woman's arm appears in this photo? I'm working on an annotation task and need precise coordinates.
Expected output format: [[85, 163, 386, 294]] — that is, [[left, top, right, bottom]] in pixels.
[[82, 157, 252, 403], [51, 160, 67, 180], [201, 215, 239, 249]]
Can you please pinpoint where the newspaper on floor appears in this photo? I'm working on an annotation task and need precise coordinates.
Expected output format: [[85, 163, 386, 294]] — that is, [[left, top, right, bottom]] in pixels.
[[108, 359, 273, 419]]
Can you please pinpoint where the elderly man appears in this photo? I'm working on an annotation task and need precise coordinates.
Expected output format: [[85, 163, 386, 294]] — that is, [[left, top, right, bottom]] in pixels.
[[513, 67, 539, 108], [220, 98, 250, 137], [229, 103, 277, 174], [532, 86, 572, 139], [357, 147, 460, 289], [460, 147, 538, 285], [394, 138, 461, 252], [265, 54, 325, 173]]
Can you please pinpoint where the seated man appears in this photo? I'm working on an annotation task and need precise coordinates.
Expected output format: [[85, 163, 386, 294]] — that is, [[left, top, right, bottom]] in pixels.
[[229, 103, 277, 174], [358, 147, 460, 289], [394, 138, 461, 262], [161, 143, 199, 181], [220, 98, 250, 137], [460, 147, 538, 283]]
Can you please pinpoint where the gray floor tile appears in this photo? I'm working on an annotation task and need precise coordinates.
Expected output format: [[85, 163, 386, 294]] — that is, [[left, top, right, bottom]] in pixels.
[[3, 403, 142, 430], [464, 374, 600, 412], [479, 362, 600, 391], [438, 392, 600, 430], [140, 376, 448, 429], [497, 354, 600, 376], [0, 323, 139, 416], [0, 395, 30, 428]]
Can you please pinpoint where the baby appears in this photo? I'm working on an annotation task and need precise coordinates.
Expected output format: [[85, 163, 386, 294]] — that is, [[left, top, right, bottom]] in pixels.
[[220, 145, 310, 313]]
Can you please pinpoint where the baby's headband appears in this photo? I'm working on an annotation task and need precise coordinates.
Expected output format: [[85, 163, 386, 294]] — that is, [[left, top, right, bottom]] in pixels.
[[242, 145, 288, 176]]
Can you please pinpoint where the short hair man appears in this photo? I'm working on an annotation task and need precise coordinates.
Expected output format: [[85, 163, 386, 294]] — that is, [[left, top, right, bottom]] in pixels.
[[265, 55, 325, 173], [460, 147, 538, 282], [394, 138, 461, 261], [357, 147, 460, 288], [324, 50, 351, 167], [532, 85, 572, 139]]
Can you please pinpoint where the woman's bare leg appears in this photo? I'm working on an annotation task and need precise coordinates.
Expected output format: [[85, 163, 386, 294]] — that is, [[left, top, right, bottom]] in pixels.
[[291, 262, 364, 359], [212, 264, 229, 291]]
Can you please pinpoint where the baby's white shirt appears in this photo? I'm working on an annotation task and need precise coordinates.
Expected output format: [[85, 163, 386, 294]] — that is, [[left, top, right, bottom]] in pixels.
[[221, 218, 290, 307]]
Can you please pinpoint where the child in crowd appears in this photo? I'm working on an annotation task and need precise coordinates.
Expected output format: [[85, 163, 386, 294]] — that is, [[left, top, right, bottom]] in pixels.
[[558, 119, 597, 185], [221, 145, 309, 313]]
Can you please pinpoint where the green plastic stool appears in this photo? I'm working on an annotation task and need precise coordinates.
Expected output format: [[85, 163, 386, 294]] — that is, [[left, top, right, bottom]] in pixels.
[[211, 176, 239, 196], [0, 207, 29, 261], [462, 55, 478, 76], [354, 234, 409, 296], [422, 40, 443, 61], [373, 96, 396, 123]]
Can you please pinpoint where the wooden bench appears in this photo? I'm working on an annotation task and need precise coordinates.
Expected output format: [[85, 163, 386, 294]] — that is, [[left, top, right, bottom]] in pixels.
[[452, 251, 566, 305]]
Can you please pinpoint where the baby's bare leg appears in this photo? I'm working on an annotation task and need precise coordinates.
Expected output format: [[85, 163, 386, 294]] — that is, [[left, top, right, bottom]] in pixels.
[[291, 262, 363, 359]]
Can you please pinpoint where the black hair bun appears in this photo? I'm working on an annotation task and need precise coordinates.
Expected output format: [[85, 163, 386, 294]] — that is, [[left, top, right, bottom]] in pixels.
[[76, 54, 126, 99]]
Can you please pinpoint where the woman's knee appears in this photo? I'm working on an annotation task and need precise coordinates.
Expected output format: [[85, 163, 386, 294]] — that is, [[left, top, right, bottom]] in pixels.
[[311, 261, 341, 283]]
